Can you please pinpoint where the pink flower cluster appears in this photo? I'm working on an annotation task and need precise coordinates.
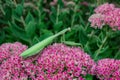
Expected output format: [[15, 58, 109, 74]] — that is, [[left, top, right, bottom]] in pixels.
[[0, 42, 29, 80], [0, 42, 27, 64], [89, 3, 120, 30], [1, 42, 120, 80], [24, 43, 95, 80], [0, 42, 95, 80], [95, 59, 120, 80]]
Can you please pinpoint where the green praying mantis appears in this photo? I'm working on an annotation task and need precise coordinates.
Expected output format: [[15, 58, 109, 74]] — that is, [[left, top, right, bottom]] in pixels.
[[20, 28, 71, 58]]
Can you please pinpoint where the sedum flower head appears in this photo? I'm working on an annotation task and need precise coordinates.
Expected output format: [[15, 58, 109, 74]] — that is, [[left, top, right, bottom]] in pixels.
[[89, 3, 120, 30], [0, 42, 27, 64], [95, 59, 120, 80], [0, 42, 29, 80], [94, 3, 115, 14], [0, 43, 95, 80], [24, 43, 95, 79], [88, 13, 105, 29]]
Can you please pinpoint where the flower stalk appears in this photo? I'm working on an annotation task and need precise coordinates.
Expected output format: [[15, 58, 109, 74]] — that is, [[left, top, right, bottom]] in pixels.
[[94, 35, 108, 60]]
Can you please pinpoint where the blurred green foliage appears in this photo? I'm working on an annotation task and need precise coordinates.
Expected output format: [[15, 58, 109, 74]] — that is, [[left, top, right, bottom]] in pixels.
[[0, 0, 94, 45], [0, 0, 120, 58]]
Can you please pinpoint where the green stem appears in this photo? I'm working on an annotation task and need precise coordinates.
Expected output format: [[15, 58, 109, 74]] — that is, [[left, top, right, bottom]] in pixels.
[[71, 14, 75, 28], [114, 50, 120, 59], [84, 30, 95, 48], [56, 5, 60, 24], [71, 5, 77, 27], [13, 0, 26, 27], [94, 35, 108, 60], [0, 5, 5, 15], [37, 0, 42, 23], [54, 5, 60, 35], [20, 17, 26, 27]]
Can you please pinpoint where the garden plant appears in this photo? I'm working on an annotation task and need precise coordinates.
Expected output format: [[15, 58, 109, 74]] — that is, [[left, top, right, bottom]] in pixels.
[[0, 0, 120, 80]]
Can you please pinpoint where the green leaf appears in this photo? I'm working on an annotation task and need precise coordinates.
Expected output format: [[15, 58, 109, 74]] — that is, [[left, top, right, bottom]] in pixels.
[[0, 19, 8, 24], [53, 21, 63, 31], [8, 22, 29, 42], [50, 7, 56, 23], [41, 29, 53, 34], [15, 4, 23, 16], [65, 30, 75, 40], [39, 32, 53, 41], [25, 12, 34, 24], [58, 0, 64, 6], [97, 48, 113, 59], [12, 14, 21, 22], [10, 22, 24, 31], [89, 35, 101, 44], [4, 7, 12, 20], [99, 46, 109, 54], [79, 15, 85, 26], [84, 45, 92, 55], [0, 30, 5, 44], [25, 21, 36, 38], [85, 74, 93, 80], [50, 14, 56, 24], [32, 36, 40, 45], [12, 4, 23, 21], [114, 50, 120, 59], [78, 25, 88, 45], [110, 30, 120, 38], [37, 22, 46, 30]]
